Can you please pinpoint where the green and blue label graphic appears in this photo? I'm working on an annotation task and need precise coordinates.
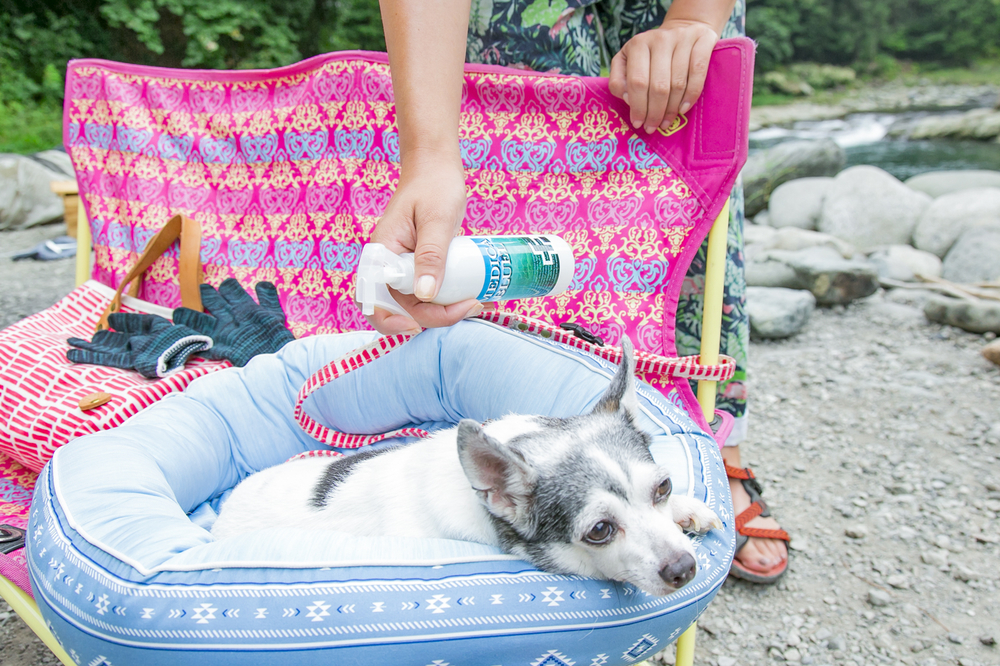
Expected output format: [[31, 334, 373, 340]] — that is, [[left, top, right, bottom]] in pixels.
[[472, 236, 561, 301]]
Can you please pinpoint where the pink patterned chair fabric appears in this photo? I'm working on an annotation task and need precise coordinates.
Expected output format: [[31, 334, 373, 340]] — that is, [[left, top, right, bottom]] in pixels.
[[64, 39, 752, 425]]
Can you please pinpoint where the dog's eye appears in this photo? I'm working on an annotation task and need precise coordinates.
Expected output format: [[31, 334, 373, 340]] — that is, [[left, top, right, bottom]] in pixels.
[[584, 521, 616, 545], [654, 478, 672, 502]]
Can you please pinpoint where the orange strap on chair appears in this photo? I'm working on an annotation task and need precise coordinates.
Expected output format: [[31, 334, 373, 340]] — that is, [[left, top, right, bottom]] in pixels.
[[95, 214, 203, 331]]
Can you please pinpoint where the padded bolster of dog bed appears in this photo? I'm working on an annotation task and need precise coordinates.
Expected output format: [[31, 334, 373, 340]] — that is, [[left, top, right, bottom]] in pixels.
[[47, 319, 714, 580]]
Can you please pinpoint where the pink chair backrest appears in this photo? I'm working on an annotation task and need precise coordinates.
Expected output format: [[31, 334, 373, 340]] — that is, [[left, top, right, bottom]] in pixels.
[[64, 39, 753, 421]]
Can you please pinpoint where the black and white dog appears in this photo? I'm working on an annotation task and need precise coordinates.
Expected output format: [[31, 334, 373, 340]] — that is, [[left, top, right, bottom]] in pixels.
[[212, 337, 722, 596]]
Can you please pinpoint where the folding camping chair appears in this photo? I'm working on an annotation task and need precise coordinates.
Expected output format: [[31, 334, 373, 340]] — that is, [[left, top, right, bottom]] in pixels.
[[0, 38, 752, 666]]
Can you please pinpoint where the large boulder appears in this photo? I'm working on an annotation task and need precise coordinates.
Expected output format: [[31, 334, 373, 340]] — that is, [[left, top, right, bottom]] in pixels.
[[818, 165, 932, 251], [767, 177, 833, 230], [941, 225, 1000, 283], [745, 255, 800, 289], [924, 296, 1000, 334], [0, 152, 71, 231], [888, 108, 1000, 141], [868, 245, 943, 282], [912, 187, 1000, 258], [905, 170, 1000, 198], [767, 227, 855, 257], [746, 287, 816, 339], [742, 140, 846, 217], [747, 246, 879, 304]]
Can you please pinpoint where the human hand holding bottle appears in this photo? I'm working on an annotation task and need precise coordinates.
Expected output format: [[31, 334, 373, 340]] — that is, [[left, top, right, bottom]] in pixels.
[[365, 0, 478, 335]]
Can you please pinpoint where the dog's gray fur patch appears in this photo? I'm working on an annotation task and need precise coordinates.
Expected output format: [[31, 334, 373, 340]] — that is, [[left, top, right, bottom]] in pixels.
[[490, 412, 654, 572], [311, 447, 394, 508]]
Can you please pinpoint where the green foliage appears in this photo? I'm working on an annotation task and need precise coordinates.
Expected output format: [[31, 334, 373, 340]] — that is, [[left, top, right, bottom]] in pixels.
[[747, 0, 1000, 75], [0, 102, 64, 154], [0, 0, 385, 102]]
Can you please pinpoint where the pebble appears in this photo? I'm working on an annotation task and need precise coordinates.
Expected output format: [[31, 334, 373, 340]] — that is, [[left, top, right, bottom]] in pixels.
[[845, 524, 868, 539], [947, 633, 964, 644], [718, 657, 737, 666], [980, 635, 996, 646], [783, 647, 802, 662], [867, 589, 892, 607], [886, 574, 909, 589], [920, 549, 949, 566]]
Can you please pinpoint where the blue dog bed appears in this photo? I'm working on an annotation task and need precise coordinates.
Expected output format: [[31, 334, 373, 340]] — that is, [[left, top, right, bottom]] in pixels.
[[28, 319, 734, 665]]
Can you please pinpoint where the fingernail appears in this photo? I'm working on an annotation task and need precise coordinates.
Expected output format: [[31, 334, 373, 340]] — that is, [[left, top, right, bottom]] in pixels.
[[414, 275, 436, 300], [465, 302, 484, 318], [403, 327, 422, 336], [680, 102, 691, 115], [631, 118, 641, 129], [623, 92, 629, 104], [482, 301, 497, 312], [644, 124, 655, 134]]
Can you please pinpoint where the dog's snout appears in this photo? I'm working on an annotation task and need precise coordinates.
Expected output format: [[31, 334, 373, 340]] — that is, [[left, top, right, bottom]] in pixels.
[[659, 553, 696, 589]]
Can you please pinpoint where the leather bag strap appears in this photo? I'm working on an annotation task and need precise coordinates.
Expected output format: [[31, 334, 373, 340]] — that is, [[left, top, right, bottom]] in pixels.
[[96, 214, 203, 331]]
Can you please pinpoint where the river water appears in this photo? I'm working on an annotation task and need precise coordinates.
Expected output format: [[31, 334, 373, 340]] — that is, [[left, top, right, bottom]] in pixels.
[[749, 111, 1000, 180]]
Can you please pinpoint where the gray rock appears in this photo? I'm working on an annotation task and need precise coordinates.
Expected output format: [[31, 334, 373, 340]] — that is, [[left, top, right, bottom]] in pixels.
[[768, 177, 834, 230], [889, 108, 1000, 141], [912, 187, 1000, 257], [753, 209, 772, 226], [884, 287, 938, 308], [745, 257, 800, 289], [770, 227, 855, 257], [745, 227, 855, 279], [742, 140, 846, 217], [920, 549, 949, 566], [867, 589, 892, 607], [952, 565, 979, 582], [941, 224, 1000, 283], [818, 166, 932, 250], [0, 153, 68, 231], [746, 287, 816, 338], [947, 633, 965, 644], [886, 574, 909, 589], [924, 295, 1000, 334], [905, 169, 1000, 198], [745, 223, 778, 247], [980, 635, 996, 647], [868, 245, 943, 282], [845, 524, 868, 538], [766, 246, 879, 305]]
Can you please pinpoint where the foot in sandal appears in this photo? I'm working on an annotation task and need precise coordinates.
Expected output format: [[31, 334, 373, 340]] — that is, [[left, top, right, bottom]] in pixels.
[[722, 446, 790, 583]]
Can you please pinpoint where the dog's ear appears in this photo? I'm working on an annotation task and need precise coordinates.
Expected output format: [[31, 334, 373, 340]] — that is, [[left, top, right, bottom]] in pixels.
[[457, 419, 534, 523], [591, 335, 638, 421]]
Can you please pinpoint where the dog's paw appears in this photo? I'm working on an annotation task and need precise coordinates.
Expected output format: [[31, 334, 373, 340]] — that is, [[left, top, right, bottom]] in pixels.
[[670, 495, 723, 534]]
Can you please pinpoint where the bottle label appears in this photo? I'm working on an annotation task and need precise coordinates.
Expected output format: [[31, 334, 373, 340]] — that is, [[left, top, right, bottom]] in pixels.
[[472, 236, 562, 301]]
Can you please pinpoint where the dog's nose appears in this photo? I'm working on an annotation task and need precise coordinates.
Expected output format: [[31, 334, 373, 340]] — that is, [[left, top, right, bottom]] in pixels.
[[659, 553, 696, 589]]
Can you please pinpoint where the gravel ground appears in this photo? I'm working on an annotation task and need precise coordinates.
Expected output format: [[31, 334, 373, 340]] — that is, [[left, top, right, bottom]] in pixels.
[[1, 226, 999, 666]]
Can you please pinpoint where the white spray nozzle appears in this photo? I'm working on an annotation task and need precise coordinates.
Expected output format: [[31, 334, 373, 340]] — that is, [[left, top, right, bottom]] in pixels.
[[356, 243, 415, 317]]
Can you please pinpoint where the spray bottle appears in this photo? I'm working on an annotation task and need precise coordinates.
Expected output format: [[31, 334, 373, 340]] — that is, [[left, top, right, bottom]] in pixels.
[[356, 235, 575, 317]]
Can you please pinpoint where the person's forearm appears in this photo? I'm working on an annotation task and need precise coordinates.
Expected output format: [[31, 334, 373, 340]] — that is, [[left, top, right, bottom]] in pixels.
[[380, 0, 471, 167], [663, 0, 737, 35]]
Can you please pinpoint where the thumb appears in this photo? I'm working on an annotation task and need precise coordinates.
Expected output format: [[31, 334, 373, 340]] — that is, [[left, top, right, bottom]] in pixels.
[[412, 210, 462, 303]]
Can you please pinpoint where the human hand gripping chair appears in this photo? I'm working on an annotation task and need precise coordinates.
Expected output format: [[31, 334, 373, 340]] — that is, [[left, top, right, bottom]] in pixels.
[[0, 37, 753, 666]]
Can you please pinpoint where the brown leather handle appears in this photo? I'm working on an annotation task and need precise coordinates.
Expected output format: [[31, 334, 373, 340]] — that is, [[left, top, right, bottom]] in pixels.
[[96, 214, 203, 331]]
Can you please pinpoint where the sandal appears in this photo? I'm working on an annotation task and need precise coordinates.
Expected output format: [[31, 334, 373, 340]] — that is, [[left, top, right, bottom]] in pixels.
[[725, 462, 790, 584]]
